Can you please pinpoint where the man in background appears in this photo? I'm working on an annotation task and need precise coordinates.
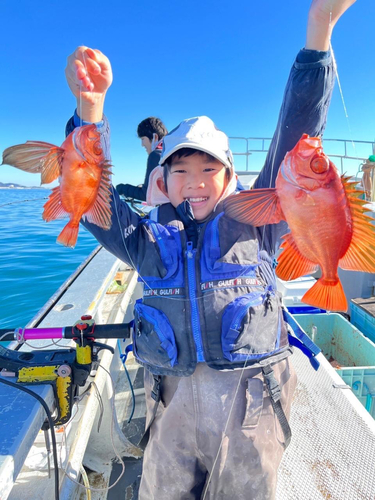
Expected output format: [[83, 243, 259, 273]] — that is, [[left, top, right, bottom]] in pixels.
[[116, 117, 168, 201]]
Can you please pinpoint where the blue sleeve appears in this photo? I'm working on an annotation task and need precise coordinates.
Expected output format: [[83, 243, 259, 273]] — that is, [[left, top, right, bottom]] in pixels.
[[254, 49, 334, 190], [253, 49, 335, 254], [65, 110, 143, 268]]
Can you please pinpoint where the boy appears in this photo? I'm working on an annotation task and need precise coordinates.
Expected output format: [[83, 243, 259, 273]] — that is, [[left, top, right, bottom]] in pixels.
[[116, 116, 168, 201], [64, 1, 356, 498]]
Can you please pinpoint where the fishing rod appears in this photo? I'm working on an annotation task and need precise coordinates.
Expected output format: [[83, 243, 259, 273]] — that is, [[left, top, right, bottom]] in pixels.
[[0, 320, 131, 342]]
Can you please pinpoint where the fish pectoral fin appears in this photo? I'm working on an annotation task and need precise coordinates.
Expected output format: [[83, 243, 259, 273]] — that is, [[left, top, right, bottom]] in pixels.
[[43, 186, 69, 221], [85, 160, 113, 229], [276, 233, 318, 281], [339, 176, 375, 272], [2, 141, 63, 184], [223, 188, 284, 226], [41, 147, 64, 184]]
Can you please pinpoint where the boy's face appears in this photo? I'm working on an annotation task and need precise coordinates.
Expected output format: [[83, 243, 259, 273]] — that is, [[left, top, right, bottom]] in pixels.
[[163, 152, 228, 221]]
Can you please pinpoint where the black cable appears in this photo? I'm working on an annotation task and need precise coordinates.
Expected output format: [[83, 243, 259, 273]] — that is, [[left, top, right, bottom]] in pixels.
[[0, 378, 59, 500]]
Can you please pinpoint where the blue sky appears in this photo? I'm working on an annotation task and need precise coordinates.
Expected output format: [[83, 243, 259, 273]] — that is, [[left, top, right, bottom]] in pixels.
[[0, 0, 374, 187]]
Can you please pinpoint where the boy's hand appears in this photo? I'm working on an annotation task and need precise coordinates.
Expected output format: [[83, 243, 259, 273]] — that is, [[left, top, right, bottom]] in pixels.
[[306, 0, 357, 50], [65, 46, 113, 123]]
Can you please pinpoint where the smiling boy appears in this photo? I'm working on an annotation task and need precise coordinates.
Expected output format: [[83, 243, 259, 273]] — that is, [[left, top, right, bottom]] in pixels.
[[64, 1, 356, 498]]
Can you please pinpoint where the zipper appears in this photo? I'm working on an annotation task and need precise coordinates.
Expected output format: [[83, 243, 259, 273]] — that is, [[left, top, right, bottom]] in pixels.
[[186, 241, 205, 362]]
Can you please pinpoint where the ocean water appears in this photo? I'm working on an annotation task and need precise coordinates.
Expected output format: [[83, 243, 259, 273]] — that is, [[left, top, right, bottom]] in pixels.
[[0, 189, 97, 329]]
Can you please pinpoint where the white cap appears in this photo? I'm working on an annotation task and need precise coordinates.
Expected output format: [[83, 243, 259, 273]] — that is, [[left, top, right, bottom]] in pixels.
[[160, 116, 234, 169]]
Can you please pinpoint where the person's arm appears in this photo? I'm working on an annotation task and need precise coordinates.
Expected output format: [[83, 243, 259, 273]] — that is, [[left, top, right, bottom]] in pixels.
[[64, 48, 143, 267], [305, 0, 356, 51], [255, 0, 356, 190], [254, 49, 334, 191], [116, 150, 161, 201]]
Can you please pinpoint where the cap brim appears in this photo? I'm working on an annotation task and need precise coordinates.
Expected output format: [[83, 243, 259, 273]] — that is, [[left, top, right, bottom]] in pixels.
[[161, 142, 232, 169]]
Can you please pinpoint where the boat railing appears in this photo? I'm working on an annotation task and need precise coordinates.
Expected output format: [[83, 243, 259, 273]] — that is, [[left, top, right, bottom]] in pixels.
[[229, 136, 375, 177]]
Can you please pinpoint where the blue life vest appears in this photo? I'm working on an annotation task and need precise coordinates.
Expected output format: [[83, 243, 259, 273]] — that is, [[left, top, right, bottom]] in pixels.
[[132, 203, 292, 376]]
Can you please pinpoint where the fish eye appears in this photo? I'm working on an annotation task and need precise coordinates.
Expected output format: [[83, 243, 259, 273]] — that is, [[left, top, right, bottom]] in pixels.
[[310, 154, 329, 174], [93, 141, 102, 155]]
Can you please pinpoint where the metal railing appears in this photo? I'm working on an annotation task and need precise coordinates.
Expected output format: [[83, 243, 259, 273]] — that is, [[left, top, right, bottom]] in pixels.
[[229, 136, 375, 176]]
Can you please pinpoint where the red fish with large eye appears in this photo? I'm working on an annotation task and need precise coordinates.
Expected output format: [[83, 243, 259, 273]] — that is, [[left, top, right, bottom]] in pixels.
[[224, 134, 375, 312], [2, 124, 112, 248]]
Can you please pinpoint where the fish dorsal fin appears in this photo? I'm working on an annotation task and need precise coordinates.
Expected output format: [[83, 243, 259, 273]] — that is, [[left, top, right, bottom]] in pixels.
[[42, 186, 69, 221], [2, 141, 63, 184], [339, 176, 375, 273], [276, 232, 319, 281], [85, 160, 113, 229], [223, 188, 284, 226]]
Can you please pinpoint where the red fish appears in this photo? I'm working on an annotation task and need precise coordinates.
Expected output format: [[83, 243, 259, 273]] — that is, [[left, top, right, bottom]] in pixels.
[[2, 125, 112, 248], [224, 134, 375, 312]]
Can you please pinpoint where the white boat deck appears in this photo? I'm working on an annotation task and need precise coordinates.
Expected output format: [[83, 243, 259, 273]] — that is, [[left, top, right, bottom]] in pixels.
[[277, 349, 375, 499], [1, 247, 375, 499]]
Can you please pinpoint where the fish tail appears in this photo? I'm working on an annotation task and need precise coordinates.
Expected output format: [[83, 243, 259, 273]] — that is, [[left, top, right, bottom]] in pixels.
[[302, 278, 347, 312], [57, 222, 79, 248]]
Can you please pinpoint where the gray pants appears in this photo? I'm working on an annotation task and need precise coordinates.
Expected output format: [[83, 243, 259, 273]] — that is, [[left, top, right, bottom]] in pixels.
[[139, 358, 297, 500]]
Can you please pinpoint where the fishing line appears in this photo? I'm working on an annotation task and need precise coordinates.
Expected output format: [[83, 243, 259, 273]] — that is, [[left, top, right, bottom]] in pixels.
[[0, 196, 49, 208], [204, 7, 344, 495], [61, 364, 128, 493], [78, 49, 88, 128], [328, 3, 362, 172], [201, 312, 264, 499], [329, 42, 360, 165], [0, 377, 60, 500]]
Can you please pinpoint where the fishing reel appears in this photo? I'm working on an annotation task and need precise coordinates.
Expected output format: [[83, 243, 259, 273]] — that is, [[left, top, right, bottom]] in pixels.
[[0, 317, 132, 427]]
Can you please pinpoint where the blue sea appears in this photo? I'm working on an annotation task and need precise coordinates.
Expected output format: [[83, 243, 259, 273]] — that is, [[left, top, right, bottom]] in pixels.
[[0, 189, 97, 329]]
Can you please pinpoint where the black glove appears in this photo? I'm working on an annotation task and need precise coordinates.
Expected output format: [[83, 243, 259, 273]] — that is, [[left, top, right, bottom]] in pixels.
[[116, 183, 127, 196]]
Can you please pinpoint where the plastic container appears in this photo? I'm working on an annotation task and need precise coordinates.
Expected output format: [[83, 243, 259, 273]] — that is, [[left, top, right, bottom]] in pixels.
[[350, 300, 375, 344], [287, 306, 326, 315], [338, 269, 375, 313], [294, 313, 375, 368], [294, 313, 375, 419], [336, 367, 375, 419], [276, 276, 317, 308]]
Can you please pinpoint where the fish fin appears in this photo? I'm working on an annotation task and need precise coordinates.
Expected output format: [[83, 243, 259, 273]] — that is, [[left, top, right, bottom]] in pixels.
[[276, 233, 318, 281], [85, 160, 113, 229], [339, 176, 375, 272], [302, 278, 347, 312], [2, 141, 63, 184], [57, 222, 79, 248], [41, 148, 64, 184], [223, 189, 284, 226], [42, 186, 69, 221]]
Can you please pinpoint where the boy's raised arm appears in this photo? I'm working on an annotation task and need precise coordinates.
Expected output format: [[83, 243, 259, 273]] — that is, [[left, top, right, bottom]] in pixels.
[[306, 0, 356, 50], [64, 47, 144, 268], [254, 0, 356, 191]]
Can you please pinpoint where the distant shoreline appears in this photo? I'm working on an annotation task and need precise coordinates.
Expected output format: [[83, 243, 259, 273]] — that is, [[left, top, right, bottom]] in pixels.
[[0, 186, 45, 190]]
